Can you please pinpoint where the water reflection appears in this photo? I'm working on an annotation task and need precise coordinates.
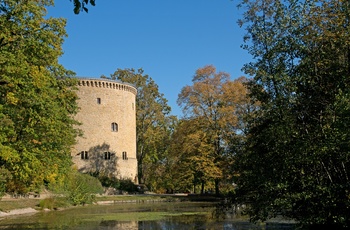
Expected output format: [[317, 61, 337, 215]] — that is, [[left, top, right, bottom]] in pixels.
[[0, 202, 296, 230]]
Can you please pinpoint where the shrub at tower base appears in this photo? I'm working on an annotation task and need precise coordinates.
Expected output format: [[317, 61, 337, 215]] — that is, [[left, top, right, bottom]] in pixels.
[[47, 170, 104, 207]]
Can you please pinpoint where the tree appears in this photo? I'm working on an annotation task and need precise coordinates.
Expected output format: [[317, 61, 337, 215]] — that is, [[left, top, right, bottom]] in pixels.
[[234, 0, 350, 227], [166, 118, 222, 194], [0, 0, 79, 193], [177, 65, 250, 195], [141, 115, 177, 193], [71, 0, 96, 14], [107, 68, 174, 186]]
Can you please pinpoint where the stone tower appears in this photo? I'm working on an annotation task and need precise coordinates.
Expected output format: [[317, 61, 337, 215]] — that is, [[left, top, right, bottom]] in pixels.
[[72, 78, 138, 183]]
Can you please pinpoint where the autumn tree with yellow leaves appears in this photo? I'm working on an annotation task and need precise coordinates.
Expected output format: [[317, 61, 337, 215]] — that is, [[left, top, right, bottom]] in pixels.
[[177, 65, 251, 195]]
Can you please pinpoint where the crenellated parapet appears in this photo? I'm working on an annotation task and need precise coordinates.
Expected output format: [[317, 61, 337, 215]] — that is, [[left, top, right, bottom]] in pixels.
[[78, 78, 137, 96]]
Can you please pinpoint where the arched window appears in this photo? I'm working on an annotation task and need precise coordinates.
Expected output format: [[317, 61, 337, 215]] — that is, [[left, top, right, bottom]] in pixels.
[[81, 151, 88, 160], [111, 122, 118, 132]]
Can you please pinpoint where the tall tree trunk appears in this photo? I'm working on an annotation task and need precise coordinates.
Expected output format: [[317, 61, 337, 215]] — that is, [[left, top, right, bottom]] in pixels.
[[215, 179, 220, 196], [137, 156, 143, 184], [201, 181, 205, 194]]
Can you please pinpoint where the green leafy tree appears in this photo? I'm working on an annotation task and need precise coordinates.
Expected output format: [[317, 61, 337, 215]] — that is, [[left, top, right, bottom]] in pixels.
[[0, 0, 79, 193], [234, 0, 350, 227], [107, 68, 174, 186], [141, 115, 177, 193], [177, 65, 250, 195]]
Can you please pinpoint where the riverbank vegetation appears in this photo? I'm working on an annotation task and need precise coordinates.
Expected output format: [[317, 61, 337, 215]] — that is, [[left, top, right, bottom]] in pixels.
[[1, 0, 350, 228], [0, 194, 169, 212]]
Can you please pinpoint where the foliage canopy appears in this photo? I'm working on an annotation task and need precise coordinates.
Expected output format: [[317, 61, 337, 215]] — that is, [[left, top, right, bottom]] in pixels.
[[234, 0, 350, 227], [0, 0, 79, 193], [71, 0, 95, 14], [177, 65, 251, 195], [106, 68, 175, 186]]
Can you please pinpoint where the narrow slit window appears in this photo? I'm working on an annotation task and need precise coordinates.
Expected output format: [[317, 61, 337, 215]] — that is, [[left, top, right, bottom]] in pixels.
[[122, 151, 128, 160], [111, 122, 118, 132], [97, 98, 101, 104], [104, 152, 111, 160], [81, 151, 88, 160]]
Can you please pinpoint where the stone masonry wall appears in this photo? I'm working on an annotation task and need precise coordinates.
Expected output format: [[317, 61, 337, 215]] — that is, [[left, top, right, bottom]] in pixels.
[[72, 78, 138, 183]]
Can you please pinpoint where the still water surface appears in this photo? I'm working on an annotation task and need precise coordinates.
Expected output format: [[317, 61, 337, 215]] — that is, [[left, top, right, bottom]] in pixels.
[[0, 202, 296, 230]]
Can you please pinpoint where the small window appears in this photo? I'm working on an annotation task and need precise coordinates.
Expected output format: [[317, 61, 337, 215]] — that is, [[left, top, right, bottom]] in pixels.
[[104, 152, 111, 160], [97, 98, 101, 104], [81, 151, 88, 160], [132, 103, 134, 110], [122, 151, 128, 160], [111, 122, 118, 132]]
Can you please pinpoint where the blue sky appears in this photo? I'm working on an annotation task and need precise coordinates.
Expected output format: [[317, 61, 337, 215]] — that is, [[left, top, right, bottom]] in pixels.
[[48, 0, 251, 117]]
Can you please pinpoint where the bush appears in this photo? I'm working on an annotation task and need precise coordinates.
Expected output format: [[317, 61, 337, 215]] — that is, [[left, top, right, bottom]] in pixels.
[[94, 175, 138, 194], [49, 170, 104, 206], [119, 179, 138, 193], [39, 197, 69, 210], [98, 176, 120, 188], [66, 172, 104, 205], [0, 167, 12, 199]]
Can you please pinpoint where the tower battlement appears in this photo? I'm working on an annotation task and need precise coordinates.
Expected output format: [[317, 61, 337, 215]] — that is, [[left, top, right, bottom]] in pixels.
[[77, 78, 137, 95]]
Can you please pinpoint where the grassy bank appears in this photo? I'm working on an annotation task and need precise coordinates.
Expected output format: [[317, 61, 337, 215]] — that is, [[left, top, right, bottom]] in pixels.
[[0, 195, 170, 212], [95, 194, 166, 202], [0, 193, 221, 213], [0, 199, 40, 212]]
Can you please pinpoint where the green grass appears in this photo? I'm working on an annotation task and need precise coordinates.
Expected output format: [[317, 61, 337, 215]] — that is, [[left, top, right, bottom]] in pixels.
[[0, 195, 168, 212], [0, 199, 40, 212], [80, 211, 210, 222], [95, 195, 167, 202], [82, 212, 169, 222], [38, 197, 70, 210]]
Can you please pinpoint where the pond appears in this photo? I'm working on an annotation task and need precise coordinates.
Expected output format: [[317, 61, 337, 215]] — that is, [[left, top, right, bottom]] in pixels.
[[0, 202, 297, 229]]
